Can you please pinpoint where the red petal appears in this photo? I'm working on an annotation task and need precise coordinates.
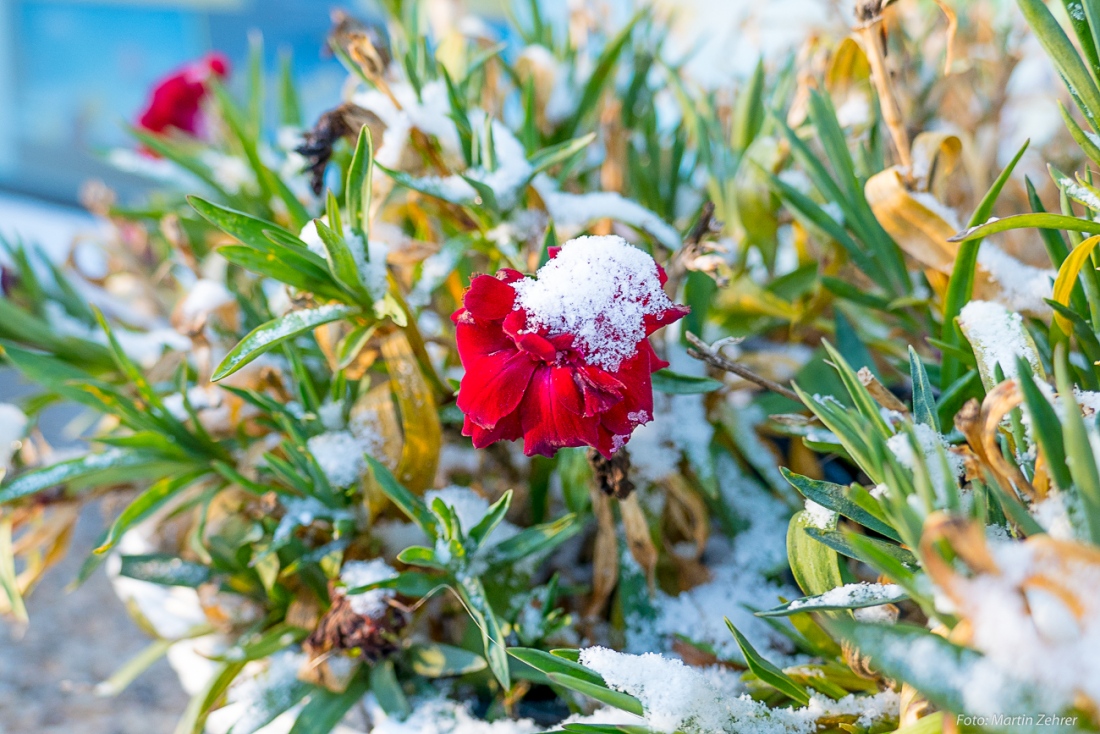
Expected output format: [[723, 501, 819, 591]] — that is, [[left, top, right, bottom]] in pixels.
[[502, 309, 557, 361], [204, 53, 230, 78], [547, 246, 561, 260], [575, 364, 625, 417], [600, 350, 654, 435], [638, 338, 669, 372], [464, 274, 517, 321], [644, 303, 690, 336], [519, 366, 599, 457], [455, 319, 537, 428], [464, 409, 522, 448]]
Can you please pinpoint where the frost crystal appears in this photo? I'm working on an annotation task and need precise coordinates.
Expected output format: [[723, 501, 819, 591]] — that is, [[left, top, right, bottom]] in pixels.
[[511, 235, 677, 371]]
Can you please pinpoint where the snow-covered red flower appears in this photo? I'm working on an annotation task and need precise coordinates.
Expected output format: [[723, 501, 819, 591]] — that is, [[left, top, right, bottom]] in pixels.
[[137, 53, 229, 138], [453, 235, 689, 458]]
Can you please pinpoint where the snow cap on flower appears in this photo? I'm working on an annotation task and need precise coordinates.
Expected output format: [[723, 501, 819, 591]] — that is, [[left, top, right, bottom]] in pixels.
[[452, 234, 688, 458], [137, 53, 230, 138]]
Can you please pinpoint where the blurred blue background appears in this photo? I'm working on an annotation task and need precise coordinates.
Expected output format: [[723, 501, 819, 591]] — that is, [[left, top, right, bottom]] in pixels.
[[0, 0, 370, 204]]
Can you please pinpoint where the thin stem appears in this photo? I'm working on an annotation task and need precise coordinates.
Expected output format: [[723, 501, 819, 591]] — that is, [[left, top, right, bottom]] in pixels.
[[857, 9, 912, 174], [685, 332, 803, 404]]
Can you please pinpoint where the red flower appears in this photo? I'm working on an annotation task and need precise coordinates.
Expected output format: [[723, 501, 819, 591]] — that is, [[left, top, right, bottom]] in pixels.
[[137, 53, 229, 138], [452, 235, 689, 458]]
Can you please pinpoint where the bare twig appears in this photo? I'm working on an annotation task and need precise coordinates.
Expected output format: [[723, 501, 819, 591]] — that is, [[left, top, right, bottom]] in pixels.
[[665, 201, 720, 289], [855, 2, 912, 174], [685, 332, 803, 404]]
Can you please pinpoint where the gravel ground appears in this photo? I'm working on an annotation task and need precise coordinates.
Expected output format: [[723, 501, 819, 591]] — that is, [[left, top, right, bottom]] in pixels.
[[0, 363, 188, 732], [0, 502, 188, 734]]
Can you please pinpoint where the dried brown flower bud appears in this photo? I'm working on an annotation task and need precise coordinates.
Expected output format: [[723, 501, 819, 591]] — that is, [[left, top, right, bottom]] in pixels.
[[297, 103, 383, 195], [305, 583, 408, 662], [588, 447, 635, 500]]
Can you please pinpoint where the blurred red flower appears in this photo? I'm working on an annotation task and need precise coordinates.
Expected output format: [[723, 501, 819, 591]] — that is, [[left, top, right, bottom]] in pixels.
[[452, 235, 689, 458], [137, 53, 229, 138]]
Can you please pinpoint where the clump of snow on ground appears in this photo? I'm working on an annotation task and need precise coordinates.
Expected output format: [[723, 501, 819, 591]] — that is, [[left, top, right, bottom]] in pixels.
[[307, 431, 370, 487], [641, 454, 795, 662], [579, 647, 898, 734], [937, 537, 1100, 716], [366, 695, 539, 734]]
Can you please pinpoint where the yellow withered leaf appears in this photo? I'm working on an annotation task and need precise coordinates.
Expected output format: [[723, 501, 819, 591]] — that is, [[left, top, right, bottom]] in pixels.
[[381, 330, 441, 494], [351, 382, 404, 516], [1052, 234, 1100, 335], [825, 38, 873, 128]]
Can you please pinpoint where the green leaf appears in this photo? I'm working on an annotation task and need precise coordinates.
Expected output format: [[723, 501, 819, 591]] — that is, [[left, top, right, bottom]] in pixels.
[[314, 218, 370, 301], [215, 624, 309, 664], [406, 643, 487, 677], [562, 725, 652, 734], [278, 50, 302, 127], [507, 648, 608, 686], [95, 470, 208, 554], [288, 667, 370, 734], [95, 637, 176, 696], [488, 513, 580, 566], [212, 303, 356, 381], [118, 554, 212, 588], [1017, 359, 1072, 491], [468, 490, 511, 549], [455, 575, 510, 689], [227, 659, 311, 734], [546, 673, 646, 717], [726, 619, 810, 705], [780, 469, 900, 541], [346, 126, 374, 240], [804, 527, 918, 567], [366, 456, 437, 539], [756, 585, 907, 618], [0, 449, 172, 504], [908, 346, 939, 432], [828, 619, 983, 714], [1055, 345, 1100, 542], [370, 659, 411, 720], [950, 212, 1100, 242], [217, 246, 342, 301], [1018, 0, 1100, 129], [732, 58, 766, 151], [556, 10, 645, 140], [786, 511, 845, 598], [127, 127, 232, 198], [396, 546, 445, 570], [175, 662, 247, 734], [820, 340, 892, 436], [651, 369, 723, 395], [526, 133, 596, 180]]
